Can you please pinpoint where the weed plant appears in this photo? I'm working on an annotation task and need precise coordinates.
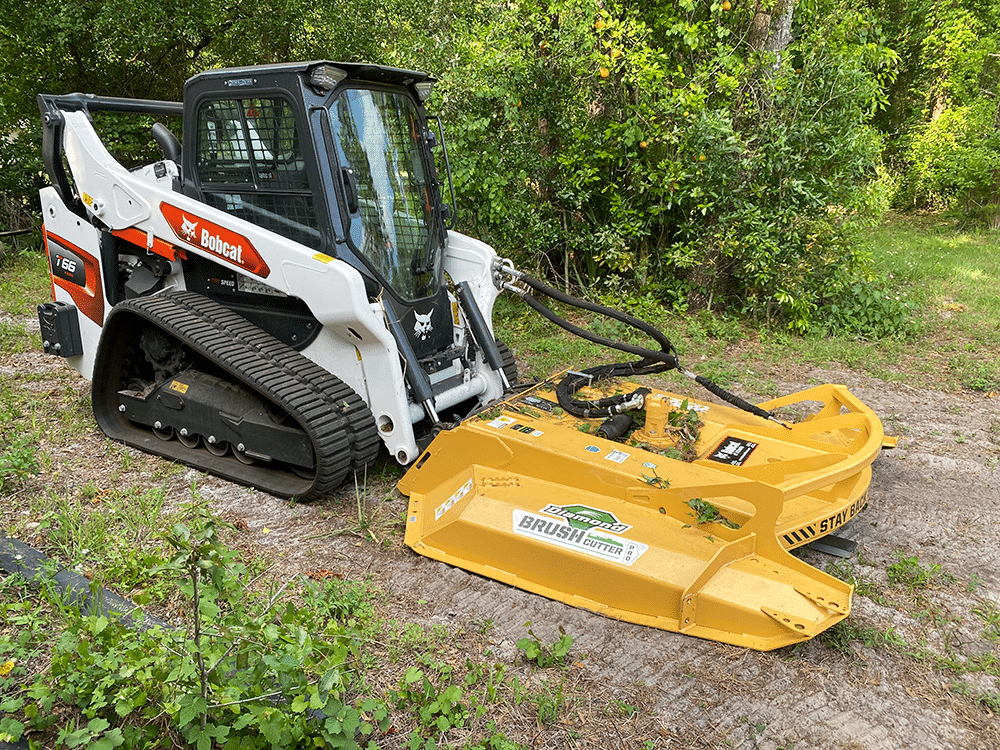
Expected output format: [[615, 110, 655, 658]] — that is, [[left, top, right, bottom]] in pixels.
[[515, 623, 574, 669], [3, 508, 391, 749], [0, 432, 39, 491], [886, 550, 943, 591], [1, 502, 602, 749]]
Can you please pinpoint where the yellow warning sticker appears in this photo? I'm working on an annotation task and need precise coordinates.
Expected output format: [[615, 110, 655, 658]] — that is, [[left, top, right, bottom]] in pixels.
[[313, 253, 335, 264], [169, 381, 189, 394], [782, 493, 868, 547]]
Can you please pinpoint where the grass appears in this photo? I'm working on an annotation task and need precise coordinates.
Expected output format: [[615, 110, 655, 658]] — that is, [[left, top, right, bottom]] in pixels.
[[862, 214, 1000, 389], [868, 214, 1000, 322], [0, 244, 49, 315], [0, 320, 38, 354], [820, 546, 1000, 713]]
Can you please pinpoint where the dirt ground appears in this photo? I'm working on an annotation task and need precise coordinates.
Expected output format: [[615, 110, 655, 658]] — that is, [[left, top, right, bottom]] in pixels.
[[3, 309, 1000, 749]]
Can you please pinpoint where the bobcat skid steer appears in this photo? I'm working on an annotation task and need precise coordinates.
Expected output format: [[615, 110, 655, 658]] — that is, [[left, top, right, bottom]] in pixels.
[[37, 61, 886, 650]]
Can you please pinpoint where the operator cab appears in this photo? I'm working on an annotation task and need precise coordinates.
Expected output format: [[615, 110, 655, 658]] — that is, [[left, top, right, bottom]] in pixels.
[[181, 61, 455, 360]]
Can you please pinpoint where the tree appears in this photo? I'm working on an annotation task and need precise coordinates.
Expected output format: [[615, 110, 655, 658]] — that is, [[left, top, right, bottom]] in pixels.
[[1, 0, 906, 331], [870, 0, 1000, 224], [427, 0, 897, 330], [0, 0, 442, 230]]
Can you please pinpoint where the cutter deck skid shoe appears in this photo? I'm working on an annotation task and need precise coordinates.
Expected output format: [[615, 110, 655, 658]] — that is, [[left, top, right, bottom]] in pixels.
[[399, 378, 884, 651]]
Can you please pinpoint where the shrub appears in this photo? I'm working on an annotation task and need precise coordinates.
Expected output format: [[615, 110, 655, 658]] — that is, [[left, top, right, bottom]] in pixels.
[[426, 0, 897, 332]]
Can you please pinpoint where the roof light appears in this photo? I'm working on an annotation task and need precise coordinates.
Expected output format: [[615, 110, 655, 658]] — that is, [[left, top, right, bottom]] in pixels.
[[309, 65, 348, 91], [414, 80, 435, 102]]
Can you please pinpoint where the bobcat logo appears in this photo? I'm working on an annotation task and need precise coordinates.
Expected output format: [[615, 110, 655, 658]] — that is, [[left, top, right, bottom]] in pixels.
[[180, 215, 198, 241], [413, 311, 433, 341]]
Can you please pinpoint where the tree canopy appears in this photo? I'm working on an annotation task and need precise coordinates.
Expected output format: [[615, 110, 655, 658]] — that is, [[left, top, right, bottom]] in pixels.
[[1, 0, 995, 332]]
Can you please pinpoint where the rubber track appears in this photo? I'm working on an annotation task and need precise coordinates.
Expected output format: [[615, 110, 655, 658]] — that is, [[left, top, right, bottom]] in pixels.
[[496, 339, 518, 386], [92, 289, 379, 500]]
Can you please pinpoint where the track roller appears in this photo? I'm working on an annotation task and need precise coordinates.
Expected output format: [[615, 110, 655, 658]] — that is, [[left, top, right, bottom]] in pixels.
[[91, 289, 380, 500]]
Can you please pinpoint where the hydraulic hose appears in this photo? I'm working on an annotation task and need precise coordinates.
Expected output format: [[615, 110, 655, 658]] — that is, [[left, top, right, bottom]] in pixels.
[[685, 370, 777, 422], [501, 265, 780, 424], [517, 273, 679, 368]]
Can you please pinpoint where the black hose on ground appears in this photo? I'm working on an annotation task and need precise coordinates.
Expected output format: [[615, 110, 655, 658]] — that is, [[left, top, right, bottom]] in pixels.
[[0, 533, 170, 630]]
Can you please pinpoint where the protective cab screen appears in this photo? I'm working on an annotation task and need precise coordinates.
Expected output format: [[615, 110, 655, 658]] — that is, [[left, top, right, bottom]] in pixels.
[[195, 97, 319, 248]]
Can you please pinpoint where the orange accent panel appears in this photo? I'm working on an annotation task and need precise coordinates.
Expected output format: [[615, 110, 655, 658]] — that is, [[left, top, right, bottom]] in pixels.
[[111, 227, 186, 261], [43, 226, 56, 302], [159, 202, 271, 278], [44, 230, 105, 325]]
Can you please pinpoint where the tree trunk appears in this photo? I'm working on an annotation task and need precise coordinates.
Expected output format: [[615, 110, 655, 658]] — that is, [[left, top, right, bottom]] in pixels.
[[745, 0, 796, 113], [750, 0, 795, 57]]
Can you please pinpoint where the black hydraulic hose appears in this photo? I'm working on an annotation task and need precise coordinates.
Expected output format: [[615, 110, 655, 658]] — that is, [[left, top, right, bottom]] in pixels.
[[556, 364, 654, 418], [521, 294, 679, 368], [519, 274, 678, 367], [692, 373, 775, 422], [511, 273, 676, 417], [512, 271, 779, 424], [0, 533, 171, 631]]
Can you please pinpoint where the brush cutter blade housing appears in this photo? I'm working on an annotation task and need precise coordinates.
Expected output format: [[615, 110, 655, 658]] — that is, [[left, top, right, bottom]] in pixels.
[[399, 381, 884, 650]]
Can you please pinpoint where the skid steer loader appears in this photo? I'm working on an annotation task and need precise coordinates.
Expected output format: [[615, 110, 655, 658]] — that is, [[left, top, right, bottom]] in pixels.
[[37, 61, 887, 650]]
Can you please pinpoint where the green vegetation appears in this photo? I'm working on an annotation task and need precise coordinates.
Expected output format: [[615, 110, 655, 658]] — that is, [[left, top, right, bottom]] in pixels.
[[515, 623, 575, 669], [819, 620, 907, 654], [0, 432, 38, 492], [683, 498, 740, 530], [2, 499, 601, 749], [886, 550, 946, 591], [497, 215, 1000, 394], [0, 248, 49, 313], [2, 510, 389, 750], [874, 1, 1000, 224], [2, 1, 998, 334], [430, 0, 899, 333]]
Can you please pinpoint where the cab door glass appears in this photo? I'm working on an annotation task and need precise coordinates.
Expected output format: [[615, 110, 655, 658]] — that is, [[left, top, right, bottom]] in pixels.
[[327, 88, 441, 301]]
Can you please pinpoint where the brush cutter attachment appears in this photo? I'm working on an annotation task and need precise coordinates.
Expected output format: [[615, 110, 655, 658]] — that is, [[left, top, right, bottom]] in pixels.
[[399, 379, 884, 650]]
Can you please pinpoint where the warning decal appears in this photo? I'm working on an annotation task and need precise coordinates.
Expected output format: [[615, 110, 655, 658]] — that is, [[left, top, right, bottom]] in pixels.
[[707, 436, 758, 466]]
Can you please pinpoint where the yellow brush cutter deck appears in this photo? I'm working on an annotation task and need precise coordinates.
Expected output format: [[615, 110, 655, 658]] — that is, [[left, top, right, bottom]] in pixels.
[[399, 378, 885, 650]]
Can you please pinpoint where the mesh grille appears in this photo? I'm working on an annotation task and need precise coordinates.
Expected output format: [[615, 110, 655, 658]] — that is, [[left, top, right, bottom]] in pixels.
[[203, 193, 320, 248], [196, 98, 317, 245]]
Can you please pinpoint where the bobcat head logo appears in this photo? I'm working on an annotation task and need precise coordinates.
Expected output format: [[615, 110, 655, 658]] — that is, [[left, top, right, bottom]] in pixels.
[[413, 311, 433, 341], [180, 215, 198, 241]]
